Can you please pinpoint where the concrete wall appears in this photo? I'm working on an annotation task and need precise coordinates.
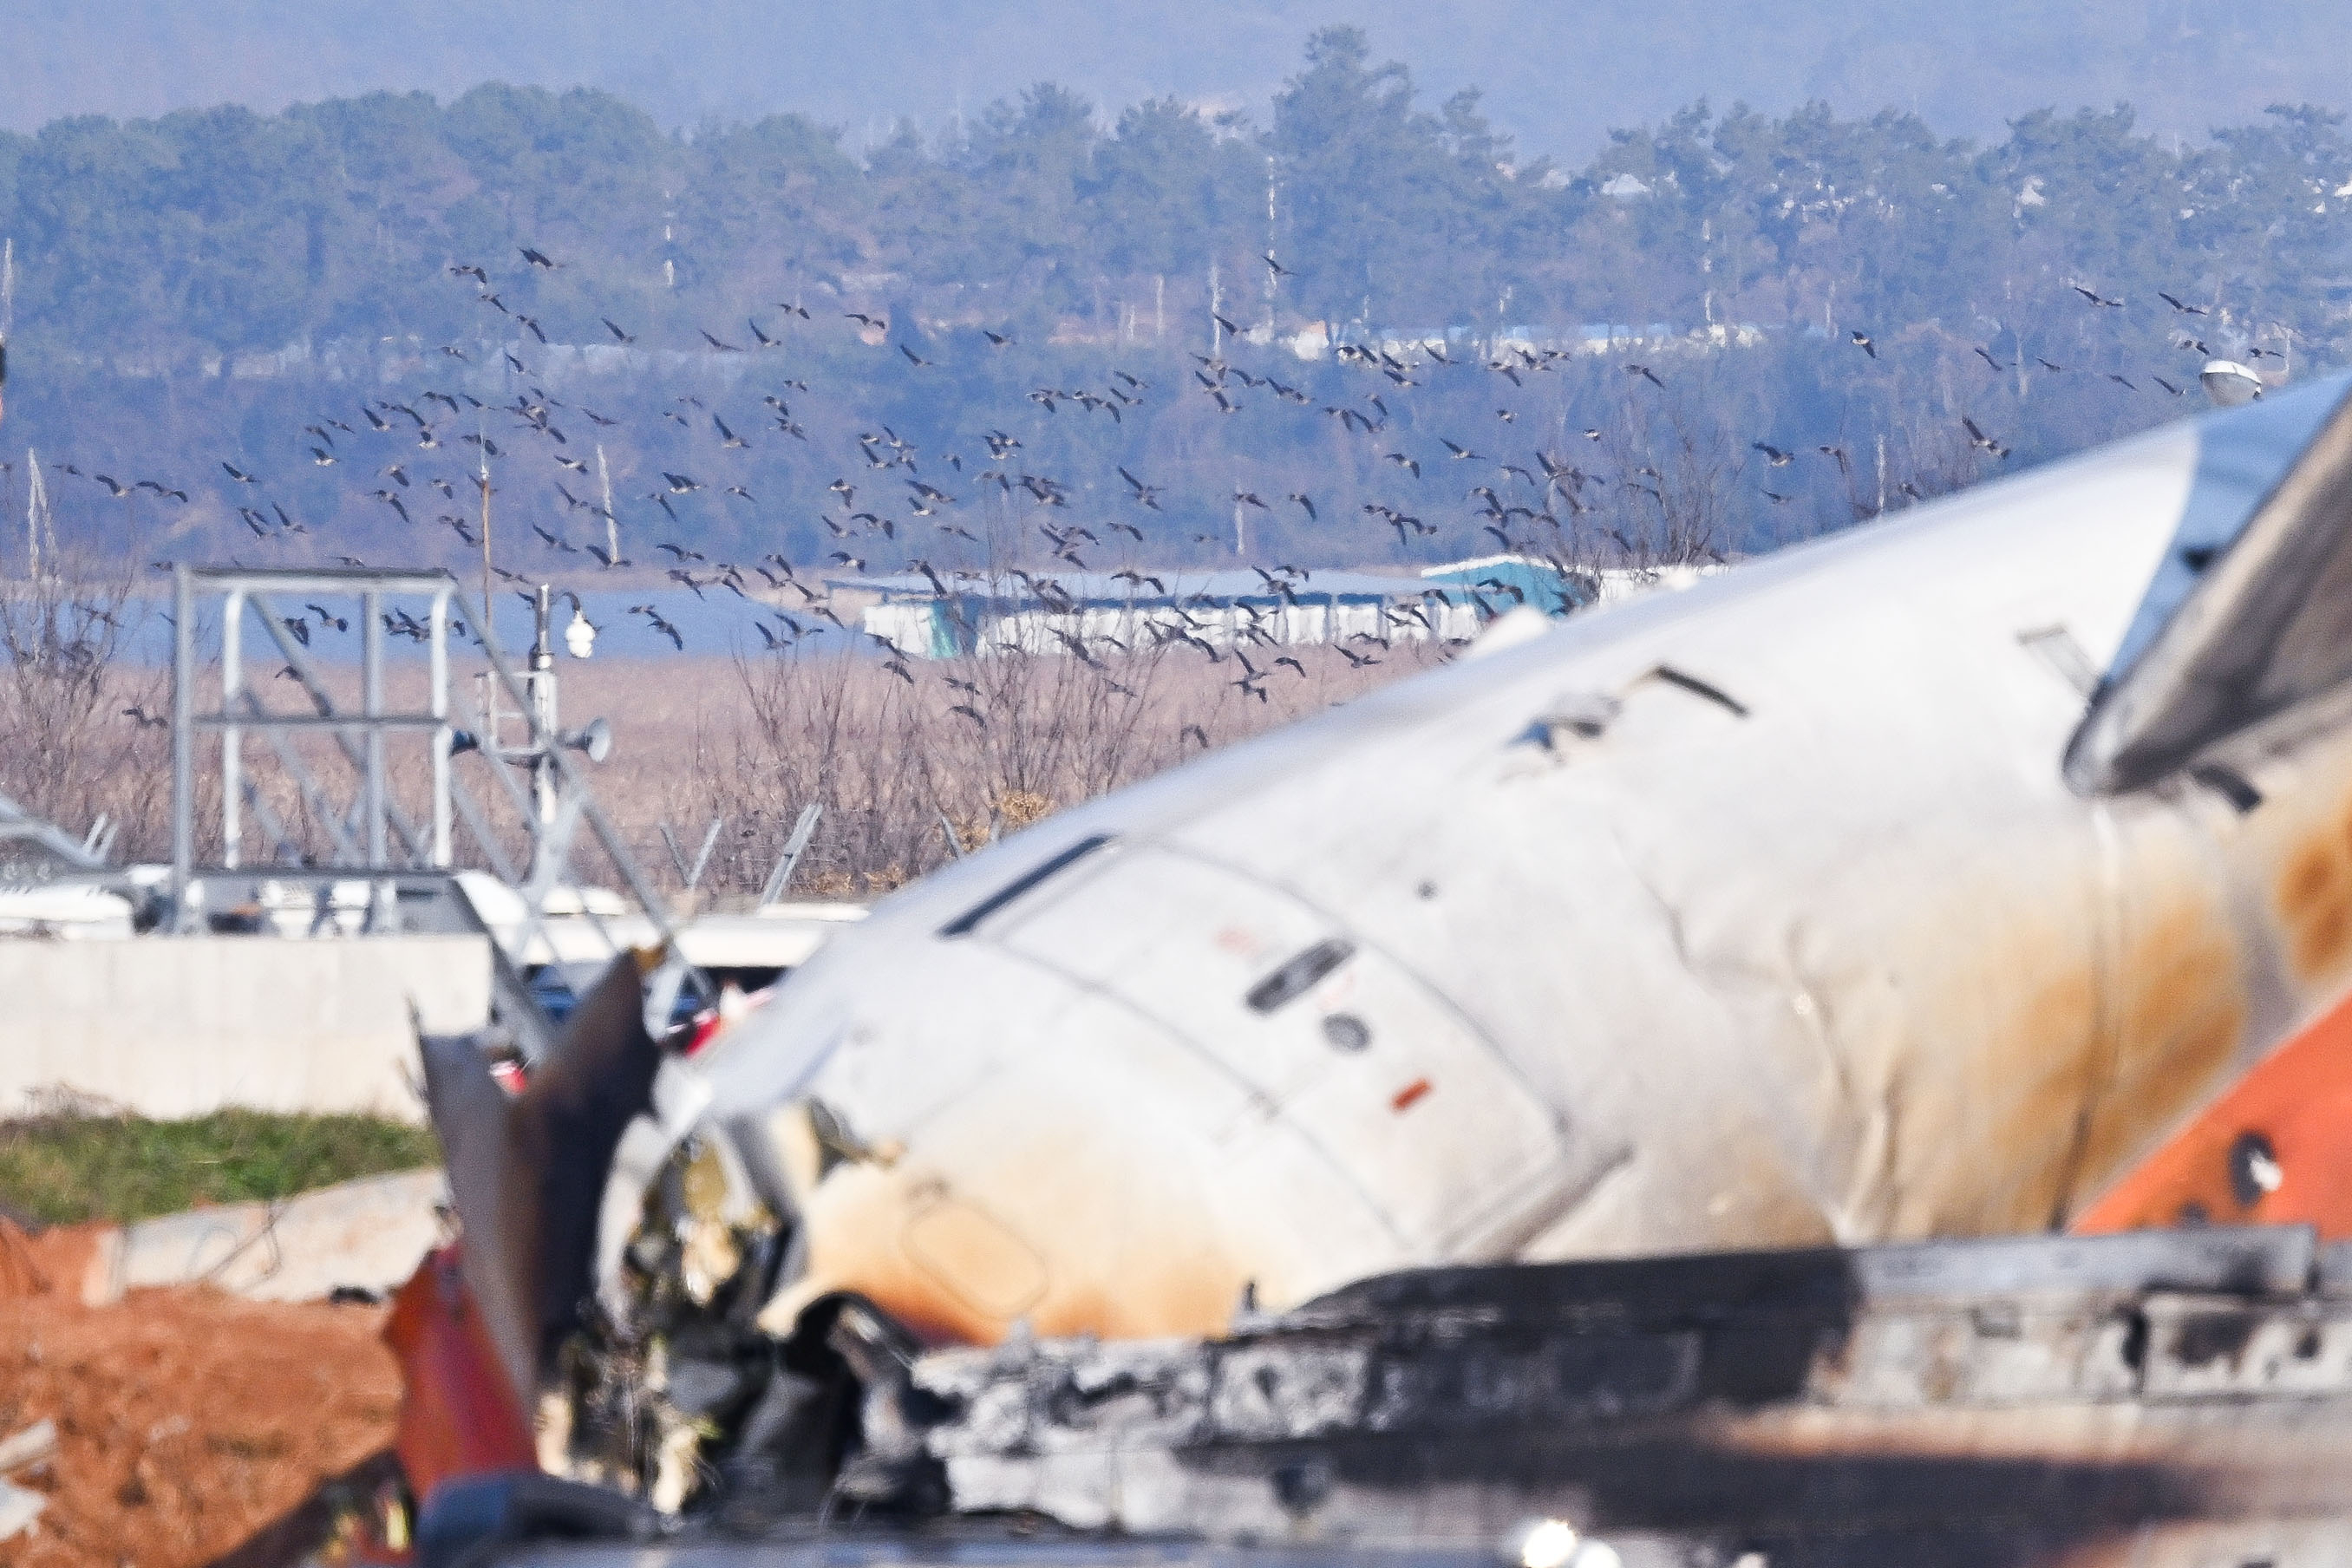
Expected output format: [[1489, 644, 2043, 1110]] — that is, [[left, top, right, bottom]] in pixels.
[[0, 934, 491, 1122]]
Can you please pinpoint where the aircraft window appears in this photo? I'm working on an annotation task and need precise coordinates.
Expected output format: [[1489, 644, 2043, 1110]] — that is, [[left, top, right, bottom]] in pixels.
[[939, 834, 1113, 937], [1246, 938, 1356, 1014], [1321, 1013, 1372, 1052]]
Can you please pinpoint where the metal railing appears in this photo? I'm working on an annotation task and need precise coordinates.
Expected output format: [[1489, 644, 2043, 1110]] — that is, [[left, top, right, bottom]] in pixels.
[[167, 564, 703, 1051]]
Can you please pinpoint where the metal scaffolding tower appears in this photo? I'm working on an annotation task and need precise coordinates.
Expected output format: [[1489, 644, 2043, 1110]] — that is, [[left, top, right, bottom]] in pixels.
[[167, 564, 696, 1054]]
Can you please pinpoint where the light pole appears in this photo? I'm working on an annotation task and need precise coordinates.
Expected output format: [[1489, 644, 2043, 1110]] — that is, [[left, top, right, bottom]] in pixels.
[[468, 585, 610, 883]]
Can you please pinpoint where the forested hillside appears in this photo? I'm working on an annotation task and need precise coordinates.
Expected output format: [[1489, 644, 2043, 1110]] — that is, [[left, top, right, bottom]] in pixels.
[[8, 0, 2350, 165], [1, 27, 2349, 577]]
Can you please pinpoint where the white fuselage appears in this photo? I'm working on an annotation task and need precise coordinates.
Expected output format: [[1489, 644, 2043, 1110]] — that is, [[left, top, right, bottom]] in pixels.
[[701, 416, 2352, 1347]]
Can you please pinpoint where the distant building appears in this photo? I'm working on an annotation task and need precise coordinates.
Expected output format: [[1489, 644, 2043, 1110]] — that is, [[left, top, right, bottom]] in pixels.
[[830, 565, 1536, 661], [832, 558, 1717, 660], [1424, 553, 1726, 614], [1419, 553, 1580, 611]]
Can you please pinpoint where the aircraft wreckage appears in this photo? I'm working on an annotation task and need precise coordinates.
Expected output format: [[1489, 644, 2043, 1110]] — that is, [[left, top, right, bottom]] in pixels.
[[395, 372, 2352, 1565]]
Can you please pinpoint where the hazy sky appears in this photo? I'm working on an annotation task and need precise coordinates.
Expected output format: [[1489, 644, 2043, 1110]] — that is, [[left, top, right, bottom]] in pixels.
[[6, 0, 2348, 160]]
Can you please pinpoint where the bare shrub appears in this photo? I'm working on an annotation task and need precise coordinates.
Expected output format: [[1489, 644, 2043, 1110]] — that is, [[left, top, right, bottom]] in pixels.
[[0, 559, 169, 853], [701, 637, 1440, 897], [0, 581, 1448, 904]]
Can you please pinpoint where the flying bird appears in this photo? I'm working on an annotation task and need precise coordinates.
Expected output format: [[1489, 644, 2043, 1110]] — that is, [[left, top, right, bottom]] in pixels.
[[1962, 416, 2009, 458], [1118, 467, 1163, 510]]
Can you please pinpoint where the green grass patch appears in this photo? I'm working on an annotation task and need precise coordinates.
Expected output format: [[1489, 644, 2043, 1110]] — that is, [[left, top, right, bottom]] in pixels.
[[0, 1108, 440, 1227]]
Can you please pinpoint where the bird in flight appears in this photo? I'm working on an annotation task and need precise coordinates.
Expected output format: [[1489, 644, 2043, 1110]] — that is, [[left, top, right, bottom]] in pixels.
[[1849, 330, 1877, 359], [1118, 467, 1163, 510], [1962, 416, 2009, 458]]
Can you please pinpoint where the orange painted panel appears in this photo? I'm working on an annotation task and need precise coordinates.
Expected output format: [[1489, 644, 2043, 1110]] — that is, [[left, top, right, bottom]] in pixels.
[[380, 1243, 539, 1504], [2073, 984, 2352, 1238]]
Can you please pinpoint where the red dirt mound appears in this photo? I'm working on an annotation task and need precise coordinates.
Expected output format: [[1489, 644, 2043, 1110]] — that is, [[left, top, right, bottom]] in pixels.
[[0, 1280, 399, 1567]]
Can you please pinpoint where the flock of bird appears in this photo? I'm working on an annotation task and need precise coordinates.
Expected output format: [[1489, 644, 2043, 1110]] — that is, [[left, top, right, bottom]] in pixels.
[[30, 245, 2270, 722]]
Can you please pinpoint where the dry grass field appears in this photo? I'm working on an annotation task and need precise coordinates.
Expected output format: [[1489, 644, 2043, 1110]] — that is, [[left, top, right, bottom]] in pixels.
[[0, 566, 1447, 902]]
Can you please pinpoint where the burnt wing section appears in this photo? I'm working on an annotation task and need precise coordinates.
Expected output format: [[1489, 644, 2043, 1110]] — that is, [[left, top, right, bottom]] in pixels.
[[901, 1226, 2350, 1565], [421, 948, 667, 1406]]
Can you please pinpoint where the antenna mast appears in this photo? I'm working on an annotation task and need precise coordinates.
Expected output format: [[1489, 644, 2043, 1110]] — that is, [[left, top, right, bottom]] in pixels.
[[476, 415, 493, 626], [1264, 155, 1277, 333], [597, 442, 616, 564], [1209, 259, 1222, 359], [25, 448, 54, 580], [1, 238, 13, 428]]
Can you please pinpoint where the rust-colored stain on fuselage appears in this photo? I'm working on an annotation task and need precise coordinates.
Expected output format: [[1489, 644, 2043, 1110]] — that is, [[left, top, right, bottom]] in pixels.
[[766, 1137, 1254, 1349], [2071, 737, 2352, 1235], [2068, 901, 2248, 1209]]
